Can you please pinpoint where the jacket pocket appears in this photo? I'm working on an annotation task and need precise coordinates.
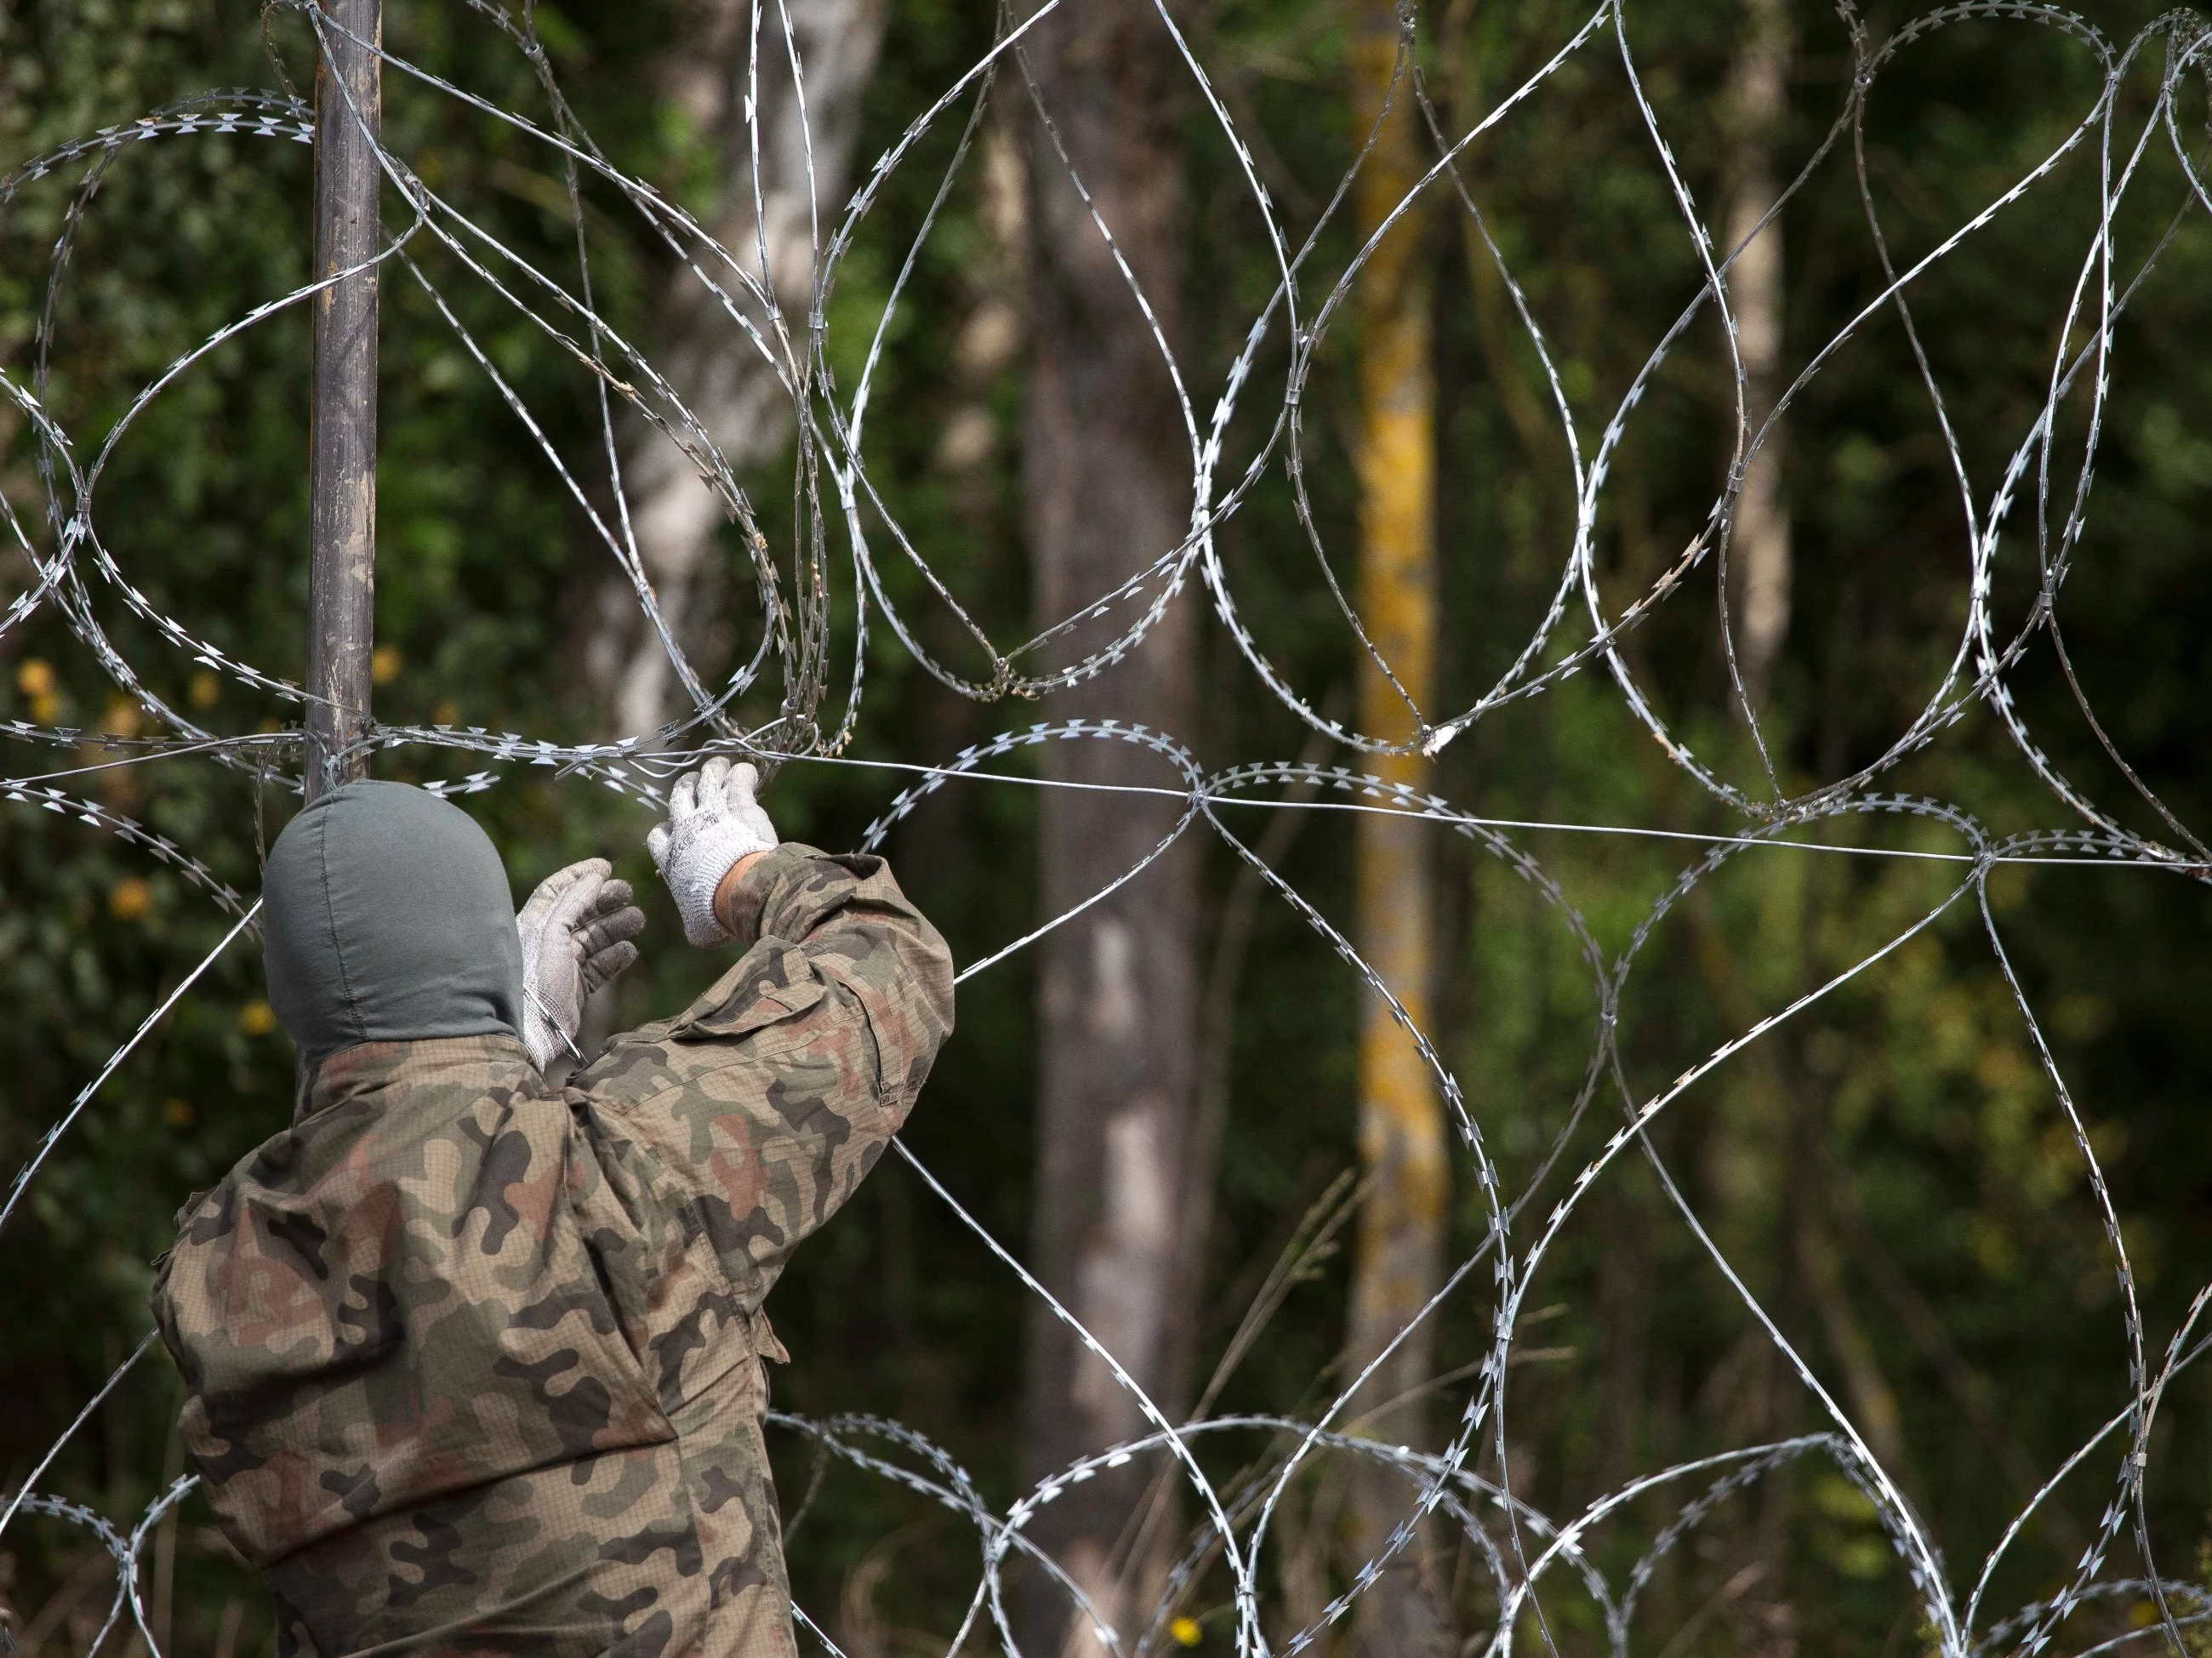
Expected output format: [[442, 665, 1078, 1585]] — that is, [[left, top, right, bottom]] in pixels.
[[669, 948, 828, 1043]]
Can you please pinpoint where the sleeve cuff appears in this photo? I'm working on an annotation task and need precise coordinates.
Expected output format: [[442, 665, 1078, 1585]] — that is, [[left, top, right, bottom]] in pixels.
[[720, 843, 807, 947]]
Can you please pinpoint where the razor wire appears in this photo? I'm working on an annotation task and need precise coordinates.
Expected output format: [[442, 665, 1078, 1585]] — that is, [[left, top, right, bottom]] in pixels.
[[5, 1, 2212, 1655]]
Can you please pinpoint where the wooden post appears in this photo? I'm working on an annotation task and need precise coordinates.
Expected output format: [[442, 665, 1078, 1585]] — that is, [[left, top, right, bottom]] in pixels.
[[305, 0, 381, 801]]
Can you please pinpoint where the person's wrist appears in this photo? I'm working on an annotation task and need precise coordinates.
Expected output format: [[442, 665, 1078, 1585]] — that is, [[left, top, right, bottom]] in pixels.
[[713, 849, 769, 937]]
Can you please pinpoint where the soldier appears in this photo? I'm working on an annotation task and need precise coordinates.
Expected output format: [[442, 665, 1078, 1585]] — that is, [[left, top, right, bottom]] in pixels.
[[152, 757, 954, 1658]]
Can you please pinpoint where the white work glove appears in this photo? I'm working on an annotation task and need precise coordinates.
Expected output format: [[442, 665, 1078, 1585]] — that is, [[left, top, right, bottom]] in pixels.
[[647, 757, 778, 947], [517, 857, 646, 1072]]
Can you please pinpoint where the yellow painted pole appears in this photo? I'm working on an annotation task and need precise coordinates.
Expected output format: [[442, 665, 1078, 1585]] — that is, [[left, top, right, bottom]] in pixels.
[[1342, 0, 1449, 1649]]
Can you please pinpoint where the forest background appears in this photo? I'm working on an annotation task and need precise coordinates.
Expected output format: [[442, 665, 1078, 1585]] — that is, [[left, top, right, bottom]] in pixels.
[[2, 0, 2211, 1655]]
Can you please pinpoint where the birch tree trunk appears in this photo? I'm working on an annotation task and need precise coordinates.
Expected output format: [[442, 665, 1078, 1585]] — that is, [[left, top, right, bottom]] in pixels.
[[1725, 0, 1791, 715], [1340, 3, 1450, 1652], [1719, 4, 1799, 1625], [1013, 0, 1200, 1649], [584, 0, 890, 741]]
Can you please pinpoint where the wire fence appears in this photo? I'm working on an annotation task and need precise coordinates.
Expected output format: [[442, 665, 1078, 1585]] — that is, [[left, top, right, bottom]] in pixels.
[[5, 1, 2212, 1654]]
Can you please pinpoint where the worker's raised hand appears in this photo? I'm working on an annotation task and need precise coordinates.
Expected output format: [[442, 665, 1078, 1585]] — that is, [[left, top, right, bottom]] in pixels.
[[517, 857, 646, 1072], [647, 756, 779, 947]]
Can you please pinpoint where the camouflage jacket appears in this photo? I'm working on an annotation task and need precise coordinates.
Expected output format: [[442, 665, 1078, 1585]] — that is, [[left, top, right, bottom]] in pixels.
[[151, 846, 953, 1658]]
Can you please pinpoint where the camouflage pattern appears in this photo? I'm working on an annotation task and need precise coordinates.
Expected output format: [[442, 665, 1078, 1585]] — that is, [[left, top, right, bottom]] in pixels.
[[151, 846, 954, 1658]]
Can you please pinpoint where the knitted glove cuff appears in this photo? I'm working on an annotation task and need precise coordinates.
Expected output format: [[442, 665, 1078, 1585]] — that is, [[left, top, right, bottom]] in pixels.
[[520, 975, 567, 1072], [657, 812, 775, 947]]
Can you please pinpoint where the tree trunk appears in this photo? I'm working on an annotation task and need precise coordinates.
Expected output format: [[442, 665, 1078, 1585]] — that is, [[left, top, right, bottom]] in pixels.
[[1717, 5, 1799, 1632], [1013, 0, 1200, 1649], [1341, 3, 1450, 1653], [583, 0, 890, 741], [1725, 0, 1791, 715]]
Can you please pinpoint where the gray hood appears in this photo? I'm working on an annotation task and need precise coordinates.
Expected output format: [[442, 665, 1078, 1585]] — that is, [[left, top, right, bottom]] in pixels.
[[261, 780, 524, 1067]]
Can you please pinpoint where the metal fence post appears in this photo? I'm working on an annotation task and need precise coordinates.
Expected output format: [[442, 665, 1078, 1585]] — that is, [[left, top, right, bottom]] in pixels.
[[305, 0, 381, 800]]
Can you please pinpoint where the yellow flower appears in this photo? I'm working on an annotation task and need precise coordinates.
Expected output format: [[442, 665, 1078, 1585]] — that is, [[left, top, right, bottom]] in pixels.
[[162, 1097, 196, 1129], [1169, 1616, 1203, 1648], [240, 1000, 279, 1036], [371, 644, 403, 686], [108, 877, 153, 921], [101, 696, 143, 738], [17, 658, 60, 724]]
